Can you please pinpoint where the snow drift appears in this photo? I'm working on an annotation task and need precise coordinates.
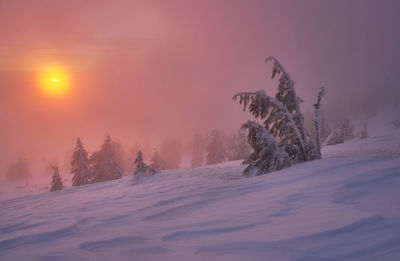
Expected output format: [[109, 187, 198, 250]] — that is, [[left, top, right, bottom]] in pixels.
[[1, 124, 400, 260]]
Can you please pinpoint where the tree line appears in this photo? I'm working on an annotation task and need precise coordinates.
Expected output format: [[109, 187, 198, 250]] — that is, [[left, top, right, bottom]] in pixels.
[[7, 56, 374, 191], [48, 129, 252, 191]]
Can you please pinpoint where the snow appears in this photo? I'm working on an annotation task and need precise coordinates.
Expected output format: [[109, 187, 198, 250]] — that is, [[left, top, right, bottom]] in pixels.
[[1, 123, 400, 260]]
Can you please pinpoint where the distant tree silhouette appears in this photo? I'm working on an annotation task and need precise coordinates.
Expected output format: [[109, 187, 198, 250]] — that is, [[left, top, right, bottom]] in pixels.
[[361, 121, 368, 139], [150, 151, 165, 170], [206, 130, 226, 165], [159, 138, 182, 169], [6, 157, 31, 185], [50, 166, 64, 192], [134, 151, 155, 179], [226, 130, 251, 161], [71, 137, 90, 186], [191, 134, 205, 168]]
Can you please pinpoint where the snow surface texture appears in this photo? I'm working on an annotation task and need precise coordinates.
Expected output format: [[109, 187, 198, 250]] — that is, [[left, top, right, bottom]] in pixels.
[[1, 123, 400, 260]]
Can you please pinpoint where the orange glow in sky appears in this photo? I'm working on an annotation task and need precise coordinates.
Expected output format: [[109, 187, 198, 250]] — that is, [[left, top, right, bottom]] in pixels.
[[38, 66, 70, 98]]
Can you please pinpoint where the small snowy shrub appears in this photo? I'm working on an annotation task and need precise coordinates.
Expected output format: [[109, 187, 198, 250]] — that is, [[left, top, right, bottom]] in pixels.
[[134, 151, 156, 179], [50, 166, 64, 192]]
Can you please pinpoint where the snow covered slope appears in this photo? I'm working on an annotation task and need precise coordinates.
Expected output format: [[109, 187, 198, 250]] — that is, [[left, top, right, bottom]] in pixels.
[[1, 131, 400, 260]]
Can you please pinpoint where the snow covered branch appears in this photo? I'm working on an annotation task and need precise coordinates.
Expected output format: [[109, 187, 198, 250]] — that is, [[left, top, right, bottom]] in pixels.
[[233, 56, 319, 175]]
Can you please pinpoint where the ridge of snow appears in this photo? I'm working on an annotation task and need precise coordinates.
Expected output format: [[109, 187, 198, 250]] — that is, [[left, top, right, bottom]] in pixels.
[[1, 127, 400, 260]]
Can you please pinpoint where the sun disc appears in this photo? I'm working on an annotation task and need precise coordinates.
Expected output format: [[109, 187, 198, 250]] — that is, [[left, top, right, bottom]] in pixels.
[[38, 66, 70, 98]]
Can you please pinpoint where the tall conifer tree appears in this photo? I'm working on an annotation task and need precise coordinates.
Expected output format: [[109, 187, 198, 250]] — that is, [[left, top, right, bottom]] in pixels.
[[71, 137, 90, 186]]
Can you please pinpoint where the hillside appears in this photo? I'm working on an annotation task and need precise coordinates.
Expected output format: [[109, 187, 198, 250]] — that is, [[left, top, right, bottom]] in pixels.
[[1, 126, 400, 260]]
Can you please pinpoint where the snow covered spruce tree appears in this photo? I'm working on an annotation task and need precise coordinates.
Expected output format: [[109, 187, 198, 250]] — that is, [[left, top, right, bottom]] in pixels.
[[50, 166, 64, 192], [314, 87, 326, 159], [71, 137, 90, 186], [206, 129, 226, 165], [134, 151, 155, 178], [134, 151, 146, 175], [233, 56, 318, 175], [89, 136, 124, 183], [241, 121, 290, 175]]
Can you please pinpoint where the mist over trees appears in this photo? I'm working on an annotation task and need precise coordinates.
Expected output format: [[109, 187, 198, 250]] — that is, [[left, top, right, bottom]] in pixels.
[[323, 117, 357, 146], [150, 151, 165, 170], [191, 134, 205, 168], [8, 54, 344, 186], [341, 118, 355, 140], [5, 157, 31, 184], [225, 130, 251, 161], [9, 56, 365, 188], [159, 138, 182, 170], [5, 51, 387, 191], [206, 130, 226, 165], [320, 113, 331, 144], [361, 121, 368, 139]]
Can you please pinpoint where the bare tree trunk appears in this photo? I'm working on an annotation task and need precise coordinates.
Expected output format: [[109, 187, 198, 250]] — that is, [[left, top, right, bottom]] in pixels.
[[314, 87, 326, 159]]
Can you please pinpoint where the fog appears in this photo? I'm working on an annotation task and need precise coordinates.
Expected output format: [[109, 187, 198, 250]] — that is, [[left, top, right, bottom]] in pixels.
[[1, 0, 400, 178]]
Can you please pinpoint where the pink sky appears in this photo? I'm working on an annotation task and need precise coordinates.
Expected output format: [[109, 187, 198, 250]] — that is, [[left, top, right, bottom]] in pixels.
[[1, 0, 399, 176]]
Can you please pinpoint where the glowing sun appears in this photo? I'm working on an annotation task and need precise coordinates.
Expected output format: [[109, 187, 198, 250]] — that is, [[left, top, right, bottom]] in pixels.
[[39, 66, 70, 98]]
